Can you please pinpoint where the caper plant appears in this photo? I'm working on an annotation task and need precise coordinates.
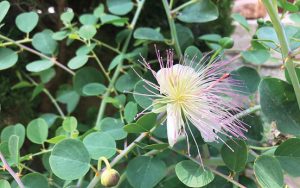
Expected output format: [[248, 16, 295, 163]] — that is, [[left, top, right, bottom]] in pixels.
[[0, 0, 300, 188]]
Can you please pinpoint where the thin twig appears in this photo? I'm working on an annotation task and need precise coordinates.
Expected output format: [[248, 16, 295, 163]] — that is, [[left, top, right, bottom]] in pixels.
[[0, 34, 75, 76], [0, 152, 25, 188], [23, 73, 66, 118]]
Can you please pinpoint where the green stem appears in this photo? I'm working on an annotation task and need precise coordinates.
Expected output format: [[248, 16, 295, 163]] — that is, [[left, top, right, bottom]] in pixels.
[[20, 149, 53, 162], [262, 0, 300, 109], [0, 38, 32, 47], [249, 145, 277, 151], [91, 38, 121, 54], [234, 105, 261, 119], [87, 113, 166, 188], [24, 74, 65, 118], [0, 34, 75, 76], [94, 0, 146, 128], [162, 0, 182, 57], [171, 0, 198, 13], [91, 50, 111, 82], [208, 47, 223, 65]]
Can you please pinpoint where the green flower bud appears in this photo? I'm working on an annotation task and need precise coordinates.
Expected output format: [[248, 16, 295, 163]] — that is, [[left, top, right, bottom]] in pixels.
[[219, 37, 234, 49], [101, 168, 120, 187], [257, 18, 264, 25]]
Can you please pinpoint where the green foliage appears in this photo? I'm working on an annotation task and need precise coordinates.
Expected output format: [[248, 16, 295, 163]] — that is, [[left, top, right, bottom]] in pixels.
[[134, 27, 165, 41], [26, 118, 48, 144], [231, 66, 261, 95], [254, 155, 284, 188], [175, 160, 214, 187], [177, 0, 218, 23], [0, 48, 18, 70], [97, 117, 127, 140], [49, 139, 90, 180], [83, 132, 116, 159], [259, 78, 300, 135], [221, 139, 248, 172], [1, 0, 300, 187], [126, 156, 166, 188], [15, 12, 39, 33], [242, 49, 270, 65], [32, 30, 57, 54], [275, 138, 300, 176]]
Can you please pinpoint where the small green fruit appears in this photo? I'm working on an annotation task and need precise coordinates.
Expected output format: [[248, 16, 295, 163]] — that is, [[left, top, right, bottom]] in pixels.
[[219, 37, 234, 49], [101, 168, 120, 187], [257, 18, 264, 25]]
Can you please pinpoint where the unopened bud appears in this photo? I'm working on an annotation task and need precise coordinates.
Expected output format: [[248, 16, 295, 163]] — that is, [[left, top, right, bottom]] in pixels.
[[100, 168, 120, 187], [219, 37, 234, 49]]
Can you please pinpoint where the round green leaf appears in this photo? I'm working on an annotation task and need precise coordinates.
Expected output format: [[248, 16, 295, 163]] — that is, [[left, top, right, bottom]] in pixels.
[[67, 55, 89, 70], [275, 138, 300, 176], [62, 116, 77, 132], [79, 14, 98, 25], [98, 118, 127, 140], [143, 143, 169, 150], [27, 118, 48, 144], [124, 113, 157, 133], [127, 156, 166, 188], [136, 113, 157, 130], [176, 24, 194, 50], [32, 30, 57, 54], [108, 54, 124, 71], [22, 173, 49, 188], [259, 78, 300, 135], [231, 66, 261, 95], [134, 80, 158, 109], [26, 60, 54, 72], [40, 113, 58, 127], [124, 101, 138, 123], [198, 34, 221, 42], [8, 135, 19, 165], [49, 139, 90, 180], [0, 141, 9, 158], [115, 72, 139, 92], [242, 50, 270, 65], [82, 83, 106, 96], [184, 45, 203, 63], [76, 43, 96, 56], [0, 48, 18, 70], [60, 11, 74, 25], [73, 67, 104, 96], [134, 27, 164, 42], [78, 25, 97, 40], [107, 0, 133, 15], [0, 1, 10, 23], [254, 155, 284, 188], [175, 160, 214, 187], [221, 139, 248, 172], [52, 31, 68, 41], [15, 12, 39, 33], [1, 123, 25, 149], [100, 14, 128, 26], [0, 179, 10, 188], [257, 26, 300, 51], [177, 0, 218, 23], [231, 13, 249, 31], [240, 114, 263, 141], [83, 132, 116, 160]]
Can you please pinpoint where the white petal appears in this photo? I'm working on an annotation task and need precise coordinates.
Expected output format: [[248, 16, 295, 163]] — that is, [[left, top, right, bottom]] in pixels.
[[156, 64, 198, 94], [166, 104, 182, 147]]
